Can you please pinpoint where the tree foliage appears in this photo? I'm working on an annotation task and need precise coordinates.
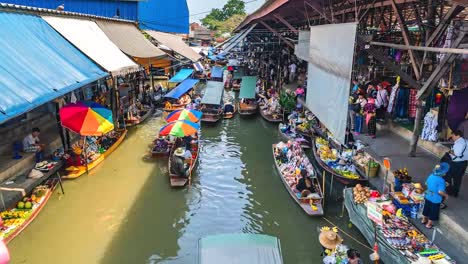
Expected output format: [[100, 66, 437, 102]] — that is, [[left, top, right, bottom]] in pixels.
[[201, 0, 246, 31], [217, 14, 247, 36]]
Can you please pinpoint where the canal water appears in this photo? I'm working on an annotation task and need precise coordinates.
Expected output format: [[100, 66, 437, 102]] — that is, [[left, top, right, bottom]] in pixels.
[[8, 113, 371, 263]]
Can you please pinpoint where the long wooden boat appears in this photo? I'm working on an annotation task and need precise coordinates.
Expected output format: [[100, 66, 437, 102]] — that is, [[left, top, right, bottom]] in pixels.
[[237, 102, 258, 116], [223, 103, 237, 119], [125, 105, 155, 128], [62, 130, 128, 179], [277, 124, 310, 149], [201, 109, 223, 123], [3, 179, 58, 244], [151, 142, 172, 158], [162, 95, 192, 112], [168, 137, 200, 187], [312, 138, 368, 186], [272, 144, 324, 216], [259, 103, 282, 123]]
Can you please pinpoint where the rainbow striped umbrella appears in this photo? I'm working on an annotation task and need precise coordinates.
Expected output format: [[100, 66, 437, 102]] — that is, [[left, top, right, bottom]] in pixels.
[[165, 109, 202, 123], [59, 101, 114, 136], [159, 120, 200, 137]]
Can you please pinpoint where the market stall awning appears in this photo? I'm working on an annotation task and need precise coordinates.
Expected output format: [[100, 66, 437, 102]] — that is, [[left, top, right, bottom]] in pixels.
[[239, 77, 257, 99], [199, 234, 283, 264], [211, 66, 224, 79], [169, 69, 194, 83], [145, 30, 202, 62], [201, 81, 224, 105], [0, 12, 108, 124], [42, 16, 140, 76], [95, 20, 166, 59], [164, 79, 199, 99], [295, 30, 310, 62]]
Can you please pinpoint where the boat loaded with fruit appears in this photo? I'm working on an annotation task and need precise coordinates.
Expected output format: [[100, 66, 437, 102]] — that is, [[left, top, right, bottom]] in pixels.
[[0, 179, 58, 243], [313, 136, 368, 186]]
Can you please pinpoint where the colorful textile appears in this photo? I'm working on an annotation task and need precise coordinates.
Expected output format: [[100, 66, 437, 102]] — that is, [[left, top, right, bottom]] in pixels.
[[367, 116, 376, 136], [387, 83, 399, 114], [408, 89, 418, 118], [447, 88, 468, 131], [421, 112, 438, 142]]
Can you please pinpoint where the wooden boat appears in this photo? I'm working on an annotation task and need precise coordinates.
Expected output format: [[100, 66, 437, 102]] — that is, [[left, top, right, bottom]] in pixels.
[[312, 137, 368, 186], [168, 137, 200, 187], [272, 144, 324, 216], [259, 103, 282, 123], [201, 108, 223, 123], [277, 124, 310, 149], [237, 102, 257, 116], [223, 102, 237, 119], [3, 179, 58, 244], [151, 141, 172, 158], [162, 94, 192, 112], [125, 105, 154, 128], [62, 130, 127, 179]]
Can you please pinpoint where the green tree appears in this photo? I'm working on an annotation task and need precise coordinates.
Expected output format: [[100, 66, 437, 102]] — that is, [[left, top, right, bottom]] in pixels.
[[217, 13, 247, 36], [201, 0, 246, 31]]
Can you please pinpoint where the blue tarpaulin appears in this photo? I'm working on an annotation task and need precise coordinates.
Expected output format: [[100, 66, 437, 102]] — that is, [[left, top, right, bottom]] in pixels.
[[211, 66, 224, 79], [138, 0, 189, 34], [164, 79, 199, 99], [0, 12, 108, 124], [169, 69, 194, 83]]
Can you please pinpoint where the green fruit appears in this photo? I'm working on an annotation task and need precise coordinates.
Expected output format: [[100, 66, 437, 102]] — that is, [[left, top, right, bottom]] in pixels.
[[23, 197, 28, 202], [24, 202, 32, 209], [17, 202, 25, 209]]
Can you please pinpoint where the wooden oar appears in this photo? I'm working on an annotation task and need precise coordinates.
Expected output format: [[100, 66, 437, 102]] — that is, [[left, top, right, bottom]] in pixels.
[[188, 158, 194, 189]]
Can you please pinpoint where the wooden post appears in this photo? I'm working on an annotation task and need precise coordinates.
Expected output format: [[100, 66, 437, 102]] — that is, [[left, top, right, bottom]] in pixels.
[[322, 170, 326, 208]]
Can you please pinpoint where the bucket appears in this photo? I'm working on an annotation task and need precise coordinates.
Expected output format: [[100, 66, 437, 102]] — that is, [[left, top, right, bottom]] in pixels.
[[366, 164, 379, 178]]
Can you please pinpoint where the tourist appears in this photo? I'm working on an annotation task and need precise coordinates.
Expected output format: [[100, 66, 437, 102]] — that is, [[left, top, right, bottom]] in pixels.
[[351, 80, 360, 94], [170, 147, 189, 178], [22, 128, 45, 162], [295, 169, 316, 197], [344, 128, 355, 149], [375, 84, 389, 121], [350, 94, 367, 134], [288, 61, 297, 83], [295, 86, 305, 99], [342, 249, 363, 264], [444, 130, 468, 197], [421, 162, 450, 229], [363, 98, 377, 138], [366, 83, 377, 99]]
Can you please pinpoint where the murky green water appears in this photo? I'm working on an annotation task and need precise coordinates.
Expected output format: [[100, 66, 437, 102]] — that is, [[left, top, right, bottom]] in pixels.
[[8, 113, 371, 264]]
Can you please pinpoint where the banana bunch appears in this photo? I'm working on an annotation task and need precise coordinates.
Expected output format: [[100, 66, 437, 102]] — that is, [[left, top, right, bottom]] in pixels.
[[320, 226, 339, 233], [3, 218, 25, 227], [1, 211, 27, 219], [316, 137, 329, 146]]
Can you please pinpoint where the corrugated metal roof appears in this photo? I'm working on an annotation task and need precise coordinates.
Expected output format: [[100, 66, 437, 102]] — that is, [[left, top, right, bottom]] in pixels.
[[0, 12, 108, 124], [138, 0, 189, 34], [201, 82, 224, 105]]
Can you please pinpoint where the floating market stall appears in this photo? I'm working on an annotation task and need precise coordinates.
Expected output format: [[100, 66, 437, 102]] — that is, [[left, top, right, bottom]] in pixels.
[[199, 234, 283, 264], [344, 187, 455, 264], [210, 66, 224, 82], [163, 79, 199, 112], [200, 81, 224, 123], [238, 76, 258, 116], [168, 69, 194, 88]]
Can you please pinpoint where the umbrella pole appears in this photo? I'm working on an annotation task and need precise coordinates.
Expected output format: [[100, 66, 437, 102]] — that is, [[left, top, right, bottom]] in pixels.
[[83, 136, 89, 175]]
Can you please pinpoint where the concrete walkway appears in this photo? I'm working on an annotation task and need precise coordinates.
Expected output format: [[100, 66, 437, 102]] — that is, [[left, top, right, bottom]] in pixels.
[[357, 128, 468, 262]]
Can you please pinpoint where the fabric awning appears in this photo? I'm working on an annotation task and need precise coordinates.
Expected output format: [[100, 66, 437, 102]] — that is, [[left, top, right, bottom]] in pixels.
[[164, 79, 199, 99], [95, 20, 166, 59], [201, 81, 224, 105], [42, 16, 140, 76], [193, 62, 204, 72], [239, 77, 257, 99], [199, 234, 283, 264], [211, 66, 224, 79], [145, 30, 202, 62], [169, 69, 194, 83], [0, 12, 108, 124]]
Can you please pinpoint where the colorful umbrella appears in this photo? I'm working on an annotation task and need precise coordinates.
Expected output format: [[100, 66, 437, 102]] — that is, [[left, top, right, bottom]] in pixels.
[[59, 101, 114, 136], [165, 109, 202, 123], [159, 120, 200, 137]]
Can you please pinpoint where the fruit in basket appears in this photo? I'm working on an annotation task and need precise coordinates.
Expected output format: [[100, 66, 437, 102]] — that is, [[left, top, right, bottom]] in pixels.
[[24, 202, 32, 209], [316, 137, 328, 146], [353, 184, 371, 204], [17, 202, 25, 209]]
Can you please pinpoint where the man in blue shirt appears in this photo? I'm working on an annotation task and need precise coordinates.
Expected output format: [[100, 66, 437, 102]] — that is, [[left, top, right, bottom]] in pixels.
[[422, 162, 450, 229]]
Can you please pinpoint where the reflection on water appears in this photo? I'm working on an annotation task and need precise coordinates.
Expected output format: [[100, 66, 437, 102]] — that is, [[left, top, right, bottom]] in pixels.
[[8, 114, 371, 264]]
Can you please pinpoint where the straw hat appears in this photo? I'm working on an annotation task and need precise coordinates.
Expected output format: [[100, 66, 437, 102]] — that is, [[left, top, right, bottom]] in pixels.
[[174, 147, 185, 157], [319, 230, 343, 249]]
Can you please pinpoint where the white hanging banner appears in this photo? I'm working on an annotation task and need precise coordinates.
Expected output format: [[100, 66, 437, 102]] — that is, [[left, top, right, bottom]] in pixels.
[[306, 23, 357, 144]]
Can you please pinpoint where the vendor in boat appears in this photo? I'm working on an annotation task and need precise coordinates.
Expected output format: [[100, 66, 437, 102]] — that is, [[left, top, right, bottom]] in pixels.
[[154, 136, 169, 152], [319, 229, 343, 255], [344, 128, 355, 149], [295, 169, 316, 197], [170, 147, 189, 178]]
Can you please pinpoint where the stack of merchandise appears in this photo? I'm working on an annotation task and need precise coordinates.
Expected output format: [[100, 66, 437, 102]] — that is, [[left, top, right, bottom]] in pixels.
[[315, 137, 360, 180]]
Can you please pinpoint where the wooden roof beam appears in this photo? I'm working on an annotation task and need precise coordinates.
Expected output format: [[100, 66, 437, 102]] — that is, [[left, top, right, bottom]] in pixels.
[[259, 20, 295, 48], [273, 13, 298, 33]]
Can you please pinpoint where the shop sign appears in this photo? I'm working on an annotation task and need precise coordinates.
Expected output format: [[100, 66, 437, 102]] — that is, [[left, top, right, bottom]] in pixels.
[[367, 201, 383, 226]]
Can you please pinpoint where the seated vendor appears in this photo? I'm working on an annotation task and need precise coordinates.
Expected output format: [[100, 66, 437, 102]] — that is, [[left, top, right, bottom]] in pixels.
[[170, 147, 189, 178], [295, 169, 316, 197], [23, 127, 45, 153], [154, 137, 169, 151]]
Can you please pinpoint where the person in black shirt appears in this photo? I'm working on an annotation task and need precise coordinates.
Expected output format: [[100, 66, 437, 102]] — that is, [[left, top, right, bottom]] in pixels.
[[296, 169, 316, 197]]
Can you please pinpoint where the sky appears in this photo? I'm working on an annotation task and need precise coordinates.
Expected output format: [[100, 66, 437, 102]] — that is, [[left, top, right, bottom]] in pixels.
[[187, 0, 265, 23]]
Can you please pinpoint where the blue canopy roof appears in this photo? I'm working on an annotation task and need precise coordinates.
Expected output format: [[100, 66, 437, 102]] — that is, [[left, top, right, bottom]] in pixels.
[[169, 69, 194, 83], [211, 66, 224, 79], [138, 0, 189, 34], [164, 79, 199, 99], [0, 12, 108, 124]]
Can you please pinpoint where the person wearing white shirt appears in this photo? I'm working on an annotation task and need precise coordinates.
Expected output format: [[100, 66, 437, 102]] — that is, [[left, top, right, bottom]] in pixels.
[[288, 62, 297, 83], [446, 130, 468, 197]]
